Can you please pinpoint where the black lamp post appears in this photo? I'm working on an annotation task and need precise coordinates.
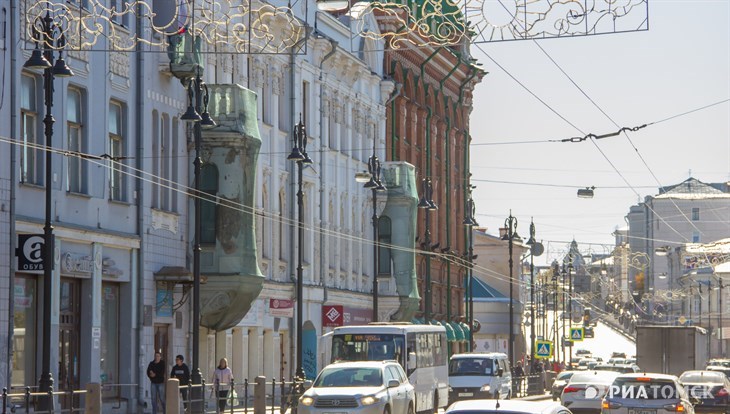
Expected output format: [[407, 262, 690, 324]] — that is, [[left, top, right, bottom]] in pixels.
[[418, 178, 437, 323], [525, 220, 536, 367], [180, 72, 215, 413], [719, 279, 724, 355], [287, 115, 312, 386], [462, 189, 478, 350], [355, 152, 386, 321], [24, 6, 74, 411], [567, 254, 574, 365], [551, 260, 559, 367], [501, 212, 519, 367]]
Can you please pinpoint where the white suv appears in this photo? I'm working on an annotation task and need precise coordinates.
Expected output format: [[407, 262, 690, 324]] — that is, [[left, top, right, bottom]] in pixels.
[[299, 361, 415, 414]]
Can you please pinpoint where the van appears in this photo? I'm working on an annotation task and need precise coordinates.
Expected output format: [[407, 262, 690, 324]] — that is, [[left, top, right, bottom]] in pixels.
[[448, 353, 512, 402]]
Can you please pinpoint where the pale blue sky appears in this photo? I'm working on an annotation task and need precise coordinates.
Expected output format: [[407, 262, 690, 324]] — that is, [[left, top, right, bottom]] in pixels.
[[469, 0, 730, 264]]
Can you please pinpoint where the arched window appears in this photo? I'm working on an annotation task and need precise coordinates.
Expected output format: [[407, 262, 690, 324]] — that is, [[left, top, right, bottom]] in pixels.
[[200, 164, 219, 244], [378, 216, 392, 276]]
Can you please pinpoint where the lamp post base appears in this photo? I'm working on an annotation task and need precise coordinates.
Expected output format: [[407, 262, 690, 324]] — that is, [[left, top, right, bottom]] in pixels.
[[37, 373, 54, 412], [190, 369, 203, 413]]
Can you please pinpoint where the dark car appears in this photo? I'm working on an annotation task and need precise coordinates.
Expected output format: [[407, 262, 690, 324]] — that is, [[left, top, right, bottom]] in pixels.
[[551, 371, 574, 401], [680, 370, 730, 412]]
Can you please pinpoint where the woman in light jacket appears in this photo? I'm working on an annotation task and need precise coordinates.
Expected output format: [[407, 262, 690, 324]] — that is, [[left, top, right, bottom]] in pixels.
[[212, 358, 234, 411]]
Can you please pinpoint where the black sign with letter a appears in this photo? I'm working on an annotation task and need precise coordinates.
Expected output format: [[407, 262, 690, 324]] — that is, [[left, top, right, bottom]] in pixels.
[[16, 234, 52, 273]]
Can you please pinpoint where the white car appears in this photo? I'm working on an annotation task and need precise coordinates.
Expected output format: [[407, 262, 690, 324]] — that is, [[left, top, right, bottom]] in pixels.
[[299, 361, 416, 414], [601, 373, 697, 414], [559, 370, 620, 412], [446, 399, 571, 414]]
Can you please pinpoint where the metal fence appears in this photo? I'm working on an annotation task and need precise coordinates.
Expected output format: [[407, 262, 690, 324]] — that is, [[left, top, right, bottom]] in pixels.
[[2, 378, 303, 414], [511, 374, 546, 398]]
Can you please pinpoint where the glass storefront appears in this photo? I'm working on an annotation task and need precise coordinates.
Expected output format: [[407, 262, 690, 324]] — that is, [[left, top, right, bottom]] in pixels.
[[12, 276, 37, 386]]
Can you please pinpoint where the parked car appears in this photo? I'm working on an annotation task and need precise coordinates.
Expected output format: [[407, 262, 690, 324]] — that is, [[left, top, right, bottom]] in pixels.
[[601, 373, 697, 413], [576, 358, 597, 371], [679, 370, 730, 413], [299, 361, 415, 414], [448, 353, 512, 401], [446, 399, 572, 414], [552, 371, 574, 401], [560, 370, 620, 413]]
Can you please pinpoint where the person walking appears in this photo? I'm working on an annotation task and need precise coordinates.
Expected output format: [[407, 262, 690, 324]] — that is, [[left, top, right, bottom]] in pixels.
[[170, 355, 191, 411], [147, 352, 166, 414], [212, 358, 234, 412]]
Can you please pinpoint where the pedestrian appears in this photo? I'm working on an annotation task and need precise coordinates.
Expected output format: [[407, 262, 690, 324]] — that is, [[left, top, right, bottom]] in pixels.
[[212, 357, 234, 412], [147, 351, 166, 414], [171, 354, 191, 411]]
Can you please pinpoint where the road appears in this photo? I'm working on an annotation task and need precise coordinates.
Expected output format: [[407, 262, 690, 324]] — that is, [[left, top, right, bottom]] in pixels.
[[527, 311, 636, 363]]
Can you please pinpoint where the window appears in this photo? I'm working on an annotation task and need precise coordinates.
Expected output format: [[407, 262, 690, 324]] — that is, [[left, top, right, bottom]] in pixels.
[[67, 87, 87, 193], [152, 113, 177, 211], [692, 207, 700, 221], [693, 232, 700, 243], [12, 276, 37, 386], [109, 101, 126, 201], [20, 74, 43, 184], [110, 0, 129, 26], [278, 82, 290, 131], [302, 81, 309, 127], [101, 283, 120, 398], [200, 164, 218, 244], [378, 216, 392, 276]]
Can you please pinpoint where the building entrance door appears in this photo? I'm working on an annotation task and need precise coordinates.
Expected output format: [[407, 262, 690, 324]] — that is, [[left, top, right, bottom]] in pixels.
[[154, 324, 170, 363], [59, 278, 81, 410]]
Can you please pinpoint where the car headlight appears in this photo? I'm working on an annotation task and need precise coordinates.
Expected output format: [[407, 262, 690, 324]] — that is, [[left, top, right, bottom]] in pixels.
[[361, 395, 380, 406], [300, 396, 314, 406], [480, 384, 490, 392]]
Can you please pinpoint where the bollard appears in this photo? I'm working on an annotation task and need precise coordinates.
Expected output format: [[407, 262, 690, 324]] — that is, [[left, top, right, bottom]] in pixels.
[[244, 379, 249, 413], [2, 387, 7, 414], [271, 379, 276, 414], [165, 378, 180, 414], [84, 383, 102, 414], [254, 376, 266, 414]]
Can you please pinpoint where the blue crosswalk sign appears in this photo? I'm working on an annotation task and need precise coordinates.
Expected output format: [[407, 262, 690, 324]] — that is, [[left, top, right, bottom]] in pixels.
[[570, 327, 584, 342], [535, 340, 552, 358]]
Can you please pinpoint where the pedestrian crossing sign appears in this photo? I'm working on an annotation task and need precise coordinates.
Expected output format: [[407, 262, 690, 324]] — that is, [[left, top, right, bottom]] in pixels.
[[570, 327, 584, 341], [535, 340, 553, 358]]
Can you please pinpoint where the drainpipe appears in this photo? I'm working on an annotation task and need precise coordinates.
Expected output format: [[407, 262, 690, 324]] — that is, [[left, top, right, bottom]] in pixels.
[[384, 81, 402, 161], [134, 4, 146, 407], [7, 0, 17, 387], [318, 38, 337, 304]]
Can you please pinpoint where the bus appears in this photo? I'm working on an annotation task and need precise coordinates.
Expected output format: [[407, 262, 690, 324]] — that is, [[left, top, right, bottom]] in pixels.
[[322, 323, 448, 414]]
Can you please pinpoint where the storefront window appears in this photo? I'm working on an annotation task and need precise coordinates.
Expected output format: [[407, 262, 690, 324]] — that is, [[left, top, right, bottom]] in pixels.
[[101, 283, 119, 398], [12, 276, 37, 386]]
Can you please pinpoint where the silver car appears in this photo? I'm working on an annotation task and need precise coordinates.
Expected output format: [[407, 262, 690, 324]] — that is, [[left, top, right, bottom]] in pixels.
[[601, 373, 696, 414], [446, 399, 572, 414], [299, 361, 415, 414], [560, 370, 619, 412]]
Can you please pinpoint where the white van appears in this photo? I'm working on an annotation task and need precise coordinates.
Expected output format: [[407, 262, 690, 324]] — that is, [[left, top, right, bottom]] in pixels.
[[448, 353, 512, 403]]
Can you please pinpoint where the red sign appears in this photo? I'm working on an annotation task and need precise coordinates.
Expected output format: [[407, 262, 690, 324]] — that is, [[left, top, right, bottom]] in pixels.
[[269, 298, 294, 318], [322, 305, 344, 327]]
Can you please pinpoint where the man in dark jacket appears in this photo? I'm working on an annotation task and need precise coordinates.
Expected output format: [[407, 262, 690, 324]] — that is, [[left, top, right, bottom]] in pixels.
[[147, 352, 166, 414], [171, 355, 191, 410]]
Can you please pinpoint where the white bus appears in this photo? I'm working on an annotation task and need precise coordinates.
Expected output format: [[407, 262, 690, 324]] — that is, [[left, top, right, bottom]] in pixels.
[[322, 323, 448, 414]]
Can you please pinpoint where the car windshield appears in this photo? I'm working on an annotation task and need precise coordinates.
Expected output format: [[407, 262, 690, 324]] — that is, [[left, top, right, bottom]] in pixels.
[[680, 372, 725, 383], [569, 371, 619, 384], [449, 358, 495, 376], [314, 367, 383, 387], [609, 378, 679, 400], [557, 372, 574, 381]]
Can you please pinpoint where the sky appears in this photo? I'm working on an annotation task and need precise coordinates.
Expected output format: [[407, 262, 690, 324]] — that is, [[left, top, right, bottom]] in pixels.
[[468, 0, 730, 265]]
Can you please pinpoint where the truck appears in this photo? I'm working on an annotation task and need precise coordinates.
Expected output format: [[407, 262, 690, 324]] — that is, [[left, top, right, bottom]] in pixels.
[[635, 325, 708, 376]]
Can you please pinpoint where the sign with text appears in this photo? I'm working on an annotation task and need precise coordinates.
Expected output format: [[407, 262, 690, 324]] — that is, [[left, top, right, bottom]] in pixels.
[[269, 298, 294, 318], [322, 305, 344, 327], [16, 234, 51, 273]]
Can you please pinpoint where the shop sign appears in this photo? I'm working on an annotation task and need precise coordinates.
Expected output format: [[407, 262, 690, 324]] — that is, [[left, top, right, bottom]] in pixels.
[[61, 253, 97, 276], [322, 305, 343, 327], [16, 234, 48, 273], [269, 298, 294, 318]]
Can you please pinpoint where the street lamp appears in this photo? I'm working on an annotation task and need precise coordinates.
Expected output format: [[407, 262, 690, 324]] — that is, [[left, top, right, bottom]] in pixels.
[[551, 260, 559, 368], [500, 212, 519, 367], [24, 6, 74, 410], [180, 70, 215, 413], [356, 151, 386, 321], [462, 188, 478, 350], [525, 219, 537, 368], [287, 115, 312, 386], [418, 178, 437, 323]]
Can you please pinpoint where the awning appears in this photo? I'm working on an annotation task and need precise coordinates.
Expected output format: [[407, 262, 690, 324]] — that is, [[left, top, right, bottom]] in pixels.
[[460, 322, 471, 340], [153, 266, 194, 284], [450, 322, 465, 341], [444, 322, 455, 342]]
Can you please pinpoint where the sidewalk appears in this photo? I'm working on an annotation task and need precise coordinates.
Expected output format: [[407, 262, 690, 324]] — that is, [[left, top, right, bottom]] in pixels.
[[516, 391, 551, 401]]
